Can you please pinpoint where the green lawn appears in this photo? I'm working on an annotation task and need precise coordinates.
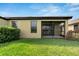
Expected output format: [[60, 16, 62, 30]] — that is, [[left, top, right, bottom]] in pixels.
[[0, 38, 79, 56]]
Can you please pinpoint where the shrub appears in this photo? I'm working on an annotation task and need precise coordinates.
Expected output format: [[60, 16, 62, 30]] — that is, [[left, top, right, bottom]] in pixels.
[[0, 27, 20, 43]]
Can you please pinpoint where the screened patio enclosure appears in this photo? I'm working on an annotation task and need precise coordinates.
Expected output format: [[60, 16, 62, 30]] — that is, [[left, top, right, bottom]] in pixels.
[[41, 21, 65, 38]]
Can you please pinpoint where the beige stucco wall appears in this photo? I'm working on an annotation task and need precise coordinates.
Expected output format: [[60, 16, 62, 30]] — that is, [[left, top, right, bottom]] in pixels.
[[9, 19, 68, 38], [9, 20, 41, 38], [0, 18, 9, 27], [68, 25, 74, 31], [68, 19, 79, 31]]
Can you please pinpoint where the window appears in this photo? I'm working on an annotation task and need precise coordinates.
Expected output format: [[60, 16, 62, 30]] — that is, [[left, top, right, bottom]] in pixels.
[[31, 20, 37, 33], [12, 21, 17, 28], [74, 24, 78, 30]]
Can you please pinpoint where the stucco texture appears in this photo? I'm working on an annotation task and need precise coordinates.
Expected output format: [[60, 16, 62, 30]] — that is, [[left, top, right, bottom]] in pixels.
[[9, 19, 68, 38], [0, 18, 9, 27]]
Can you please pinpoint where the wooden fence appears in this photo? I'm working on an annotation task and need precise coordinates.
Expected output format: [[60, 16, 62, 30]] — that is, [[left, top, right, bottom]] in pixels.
[[66, 30, 79, 40]]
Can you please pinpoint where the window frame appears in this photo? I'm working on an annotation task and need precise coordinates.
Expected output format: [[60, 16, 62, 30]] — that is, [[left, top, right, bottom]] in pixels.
[[31, 20, 37, 33], [12, 21, 17, 28], [74, 24, 78, 30]]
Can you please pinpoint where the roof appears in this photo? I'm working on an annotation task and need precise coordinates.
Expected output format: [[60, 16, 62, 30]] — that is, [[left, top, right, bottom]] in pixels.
[[0, 16, 72, 20], [68, 18, 79, 25], [0, 16, 6, 20]]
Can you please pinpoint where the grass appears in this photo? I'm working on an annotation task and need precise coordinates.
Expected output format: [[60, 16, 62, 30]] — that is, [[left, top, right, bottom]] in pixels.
[[0, 38, 79, 56]]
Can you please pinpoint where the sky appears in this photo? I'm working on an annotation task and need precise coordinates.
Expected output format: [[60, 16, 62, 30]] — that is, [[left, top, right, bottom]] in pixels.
[[0, 3, 79, 20]]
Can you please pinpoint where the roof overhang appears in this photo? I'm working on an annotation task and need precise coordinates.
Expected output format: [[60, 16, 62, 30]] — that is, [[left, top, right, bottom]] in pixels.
[[0, 16, 72, 20], [69, 22, 79, 25], [0, 16, 7, 20]]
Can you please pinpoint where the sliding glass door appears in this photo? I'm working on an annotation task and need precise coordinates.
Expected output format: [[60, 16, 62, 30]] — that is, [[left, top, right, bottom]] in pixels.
[[42, 21, 54, 36]]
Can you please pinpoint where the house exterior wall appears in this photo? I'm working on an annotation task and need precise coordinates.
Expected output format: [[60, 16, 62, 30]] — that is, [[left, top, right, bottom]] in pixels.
[[9, 20, 41, 38], [68, 25, 74, 31], [9, 19, 68, 38], [68, 19, 79, 31], [0, 18, 9, 27], [65, 20, 68, 37]]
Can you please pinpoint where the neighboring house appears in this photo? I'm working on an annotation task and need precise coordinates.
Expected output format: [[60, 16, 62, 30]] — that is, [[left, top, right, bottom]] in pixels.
[[0, 16, 72, 38], [68, 19, 79, 31]]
